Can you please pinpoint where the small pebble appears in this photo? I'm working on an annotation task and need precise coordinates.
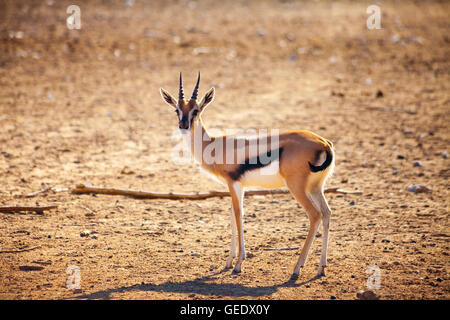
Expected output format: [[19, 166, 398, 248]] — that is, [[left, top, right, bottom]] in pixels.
[[417, 133, 427, 140], [80, 230, 91, 237], [357, 290, 379, 300], [285, 33, 295, 42], [407, 185, 431, 193], [329, 56, 338, 63], [442, 152, 448, 159], [256, 29, 266, 37], [413, 161, 422, 167], [390, 34, 400, 43]]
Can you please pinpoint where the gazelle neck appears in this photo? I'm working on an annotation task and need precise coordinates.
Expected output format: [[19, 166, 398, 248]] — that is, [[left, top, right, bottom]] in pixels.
[[183, 116, 212, 166], [193, 116, 211, 141]]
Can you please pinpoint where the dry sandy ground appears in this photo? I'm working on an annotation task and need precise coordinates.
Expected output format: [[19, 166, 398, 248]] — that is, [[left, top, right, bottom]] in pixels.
[[0, 0, 449, 300]]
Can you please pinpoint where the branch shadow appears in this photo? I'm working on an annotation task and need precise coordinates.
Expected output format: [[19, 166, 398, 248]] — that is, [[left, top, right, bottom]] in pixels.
[[72, 269, 322, 300]]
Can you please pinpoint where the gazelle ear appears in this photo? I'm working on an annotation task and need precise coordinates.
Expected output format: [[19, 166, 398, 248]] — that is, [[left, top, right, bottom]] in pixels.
[[199, 87, 215, 111], [160, 88, 177, 109]]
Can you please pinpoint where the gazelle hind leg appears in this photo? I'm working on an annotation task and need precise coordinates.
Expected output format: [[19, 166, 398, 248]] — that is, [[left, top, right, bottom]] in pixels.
[[310, 190, 331, 276], [225, 207, 238, 269], [285, 179, 322, 278]]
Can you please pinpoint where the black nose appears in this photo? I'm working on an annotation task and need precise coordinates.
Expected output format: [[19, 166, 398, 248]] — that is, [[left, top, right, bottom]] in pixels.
[[179, 118, 189, 130]]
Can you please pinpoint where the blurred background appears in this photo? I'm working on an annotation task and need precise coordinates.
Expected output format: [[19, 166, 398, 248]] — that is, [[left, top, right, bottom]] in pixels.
[[0, 0, 448, 299]]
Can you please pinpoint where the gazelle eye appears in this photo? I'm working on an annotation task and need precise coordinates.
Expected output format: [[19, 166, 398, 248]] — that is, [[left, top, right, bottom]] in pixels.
[[175, 109, 179, 114], [193, 109, 198, 116]]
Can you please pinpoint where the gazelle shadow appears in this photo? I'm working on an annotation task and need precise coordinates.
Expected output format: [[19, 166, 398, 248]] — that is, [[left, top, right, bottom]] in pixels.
[[73, 269, 322, 300]]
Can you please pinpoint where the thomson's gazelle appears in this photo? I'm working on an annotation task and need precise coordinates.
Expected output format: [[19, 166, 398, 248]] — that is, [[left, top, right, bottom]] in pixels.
[[160, 73, 335, 279]]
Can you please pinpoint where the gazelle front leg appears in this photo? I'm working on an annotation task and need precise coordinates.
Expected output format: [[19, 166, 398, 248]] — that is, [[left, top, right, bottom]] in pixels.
[[228, 181, 245, 273], [225, 207, 237, 269]]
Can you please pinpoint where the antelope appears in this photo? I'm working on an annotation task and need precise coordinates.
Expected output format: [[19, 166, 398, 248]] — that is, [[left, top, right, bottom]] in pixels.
[[160, 73, 335, 279]]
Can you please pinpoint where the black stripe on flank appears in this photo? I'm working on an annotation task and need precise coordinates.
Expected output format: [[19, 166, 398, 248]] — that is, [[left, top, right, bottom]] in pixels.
[[309, 149, 332, 173], [228, 147, 284, 181]]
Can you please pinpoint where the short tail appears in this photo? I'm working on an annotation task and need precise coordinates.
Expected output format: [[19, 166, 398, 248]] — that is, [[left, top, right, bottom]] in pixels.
[[308, 148, 333, 173]]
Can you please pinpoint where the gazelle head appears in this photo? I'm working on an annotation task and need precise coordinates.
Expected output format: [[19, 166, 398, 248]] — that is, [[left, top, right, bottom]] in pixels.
[[160, 72, 215, 133]]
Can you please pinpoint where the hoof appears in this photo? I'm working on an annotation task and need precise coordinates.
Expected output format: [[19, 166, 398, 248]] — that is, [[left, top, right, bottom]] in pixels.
[[225, 258, 234, 270], [291, 266, 302, 280], [317, 266, 327, 277], [232, 268, 241, 274]]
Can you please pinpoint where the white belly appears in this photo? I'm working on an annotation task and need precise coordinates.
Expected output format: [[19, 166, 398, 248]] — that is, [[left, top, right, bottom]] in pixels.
[[240, 160, 285, 189]]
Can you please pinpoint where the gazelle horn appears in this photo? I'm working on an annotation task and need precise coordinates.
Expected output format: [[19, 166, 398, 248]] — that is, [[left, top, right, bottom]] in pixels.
[[190, 72, 200, 101], [179, 72, 184, 101]]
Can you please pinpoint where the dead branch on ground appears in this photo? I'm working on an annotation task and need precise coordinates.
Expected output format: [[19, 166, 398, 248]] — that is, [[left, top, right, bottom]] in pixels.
[[25, 187, 52, 198], [0, 245, 42, 254], [0, 205, 57, 214], [71, 183, 362, 200]]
